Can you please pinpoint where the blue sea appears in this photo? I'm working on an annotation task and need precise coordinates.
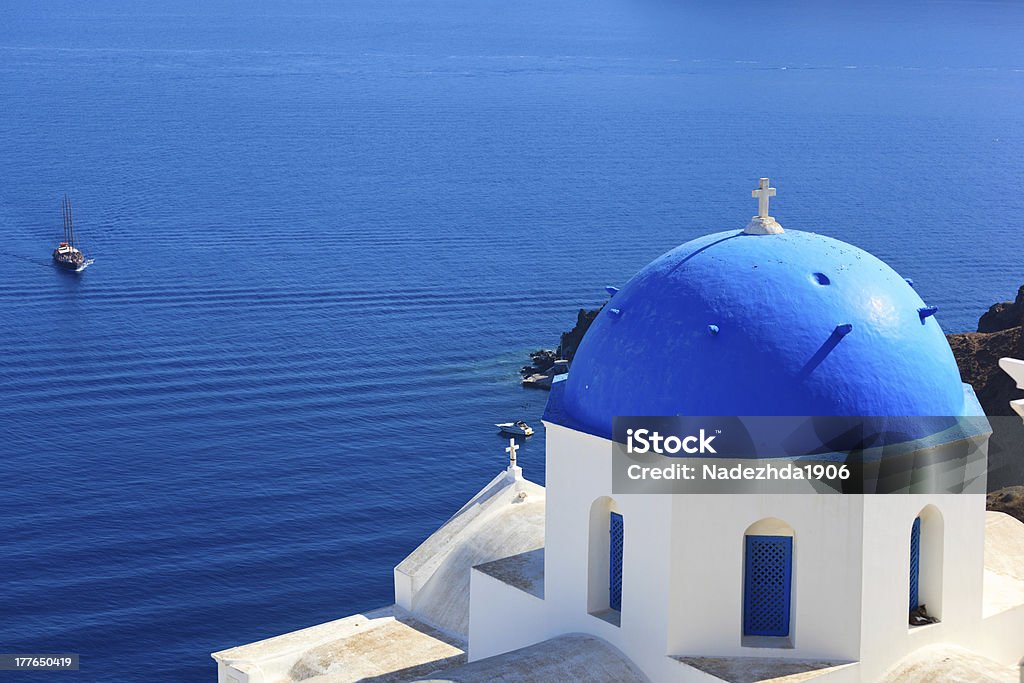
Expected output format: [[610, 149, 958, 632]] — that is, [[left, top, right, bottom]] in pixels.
[[1, 1, 1022, 680]]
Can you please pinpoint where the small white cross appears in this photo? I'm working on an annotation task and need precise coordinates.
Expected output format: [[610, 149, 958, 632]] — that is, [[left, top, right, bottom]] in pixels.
[[506, 438, 519, 467], [752, 177, 776, 218]]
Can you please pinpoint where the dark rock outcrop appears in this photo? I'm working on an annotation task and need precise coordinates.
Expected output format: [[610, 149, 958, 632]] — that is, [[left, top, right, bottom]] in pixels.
[[557, 308, 601, 362], [949, 284, 1024, 422], [946, 326, 1024, 418], [988, 486, 1024, 524], [521, 349, 556, 376], [521, 350, 568, 389], [978, 285, 1024, 333]]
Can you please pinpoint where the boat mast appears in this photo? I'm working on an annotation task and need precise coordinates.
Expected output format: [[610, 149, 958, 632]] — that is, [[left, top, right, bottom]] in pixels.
[[61, 195, 68, 244], [68, 196, 75, 248]]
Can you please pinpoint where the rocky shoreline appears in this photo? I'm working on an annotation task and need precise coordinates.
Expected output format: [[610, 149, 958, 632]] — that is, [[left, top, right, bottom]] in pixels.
[[520, 308, 601, 388], [526, 288, 1024, 518]]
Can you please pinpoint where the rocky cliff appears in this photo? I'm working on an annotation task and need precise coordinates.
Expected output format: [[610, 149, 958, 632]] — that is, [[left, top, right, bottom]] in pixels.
[[948, 286, 1024, 417], [557, 308, 601, 362], [946, 287, 1024, 506]]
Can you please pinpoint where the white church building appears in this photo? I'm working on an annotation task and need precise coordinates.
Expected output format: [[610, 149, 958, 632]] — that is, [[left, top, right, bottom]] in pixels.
[[213, 181, 1024, 683]]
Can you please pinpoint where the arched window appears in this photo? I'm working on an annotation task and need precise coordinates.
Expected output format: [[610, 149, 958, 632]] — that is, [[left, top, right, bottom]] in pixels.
[[588, 497, 622, 625], [910, 506, 944, 625], [743, 518, 795, 641]]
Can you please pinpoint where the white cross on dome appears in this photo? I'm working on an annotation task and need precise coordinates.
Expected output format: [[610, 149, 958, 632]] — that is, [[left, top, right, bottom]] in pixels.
[[752, 177, 776, 218]]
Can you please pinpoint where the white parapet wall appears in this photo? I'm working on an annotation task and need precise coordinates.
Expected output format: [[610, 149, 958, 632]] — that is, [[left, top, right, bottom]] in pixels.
[[998, 357, 1024, 419], [468, 551, 549, 661], [210, 606, 465, 683], [393, 465, 546, 639]]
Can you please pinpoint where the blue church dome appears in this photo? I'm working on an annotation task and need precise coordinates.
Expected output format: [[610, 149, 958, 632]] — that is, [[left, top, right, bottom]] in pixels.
[[560, 227, 973, 439]]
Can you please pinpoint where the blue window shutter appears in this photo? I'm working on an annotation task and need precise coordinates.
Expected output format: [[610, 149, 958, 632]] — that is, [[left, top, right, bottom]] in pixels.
[[743, 535, 793, 637], [609, 512, 623, 611], [909, 517, 921, 612]]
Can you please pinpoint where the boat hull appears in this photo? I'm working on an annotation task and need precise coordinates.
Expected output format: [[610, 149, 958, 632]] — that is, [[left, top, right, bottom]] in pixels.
[[53, 252, 85, 270], [496, 422, 534, 437]]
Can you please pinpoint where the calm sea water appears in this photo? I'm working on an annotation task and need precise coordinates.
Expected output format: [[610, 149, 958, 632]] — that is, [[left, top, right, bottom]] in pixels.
[[1, 1, 1022, 680]]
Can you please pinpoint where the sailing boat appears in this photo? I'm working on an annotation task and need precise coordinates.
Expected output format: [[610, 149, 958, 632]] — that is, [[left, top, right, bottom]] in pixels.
[[52, 194, 86, 270]]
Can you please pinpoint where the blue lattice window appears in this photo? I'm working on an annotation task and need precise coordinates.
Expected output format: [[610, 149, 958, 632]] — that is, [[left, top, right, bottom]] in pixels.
[[743, 535, 793, 637], [609, 512, 623, 611], [909, 517, 921, 612]]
